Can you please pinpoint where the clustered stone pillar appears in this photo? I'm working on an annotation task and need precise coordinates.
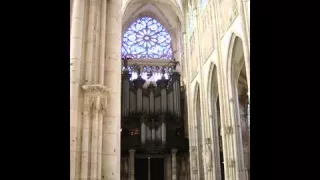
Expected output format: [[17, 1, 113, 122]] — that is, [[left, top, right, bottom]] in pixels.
[[102, 0, 122, 179], [99, 0, 107, 85], [171, 149, 178, 180], [70, 0, 85, 179], [81, 85, 110, 179], [129, 149, 136, 180], [84, 0, 96, 84]]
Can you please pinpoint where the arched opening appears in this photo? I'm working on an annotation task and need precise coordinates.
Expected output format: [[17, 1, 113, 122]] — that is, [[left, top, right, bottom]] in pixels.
[[195, 85, 205, 180], [120, 2, 188, 179], [216, 97, 224, 180], [209, 66, 225, 180], [230, 36, 250, 180]]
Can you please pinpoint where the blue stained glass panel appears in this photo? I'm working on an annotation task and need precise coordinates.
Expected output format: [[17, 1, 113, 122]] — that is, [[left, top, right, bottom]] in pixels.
[[121, 17, 173, 59]]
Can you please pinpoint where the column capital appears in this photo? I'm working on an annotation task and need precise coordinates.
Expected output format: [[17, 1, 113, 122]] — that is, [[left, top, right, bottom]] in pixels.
[[82, 84, 111, 96], [82, 84, 110, 113], [171, 148, 178, 154]]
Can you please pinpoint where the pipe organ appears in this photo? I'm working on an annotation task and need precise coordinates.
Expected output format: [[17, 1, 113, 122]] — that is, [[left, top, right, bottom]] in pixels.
[[121, 59, 189, 180]]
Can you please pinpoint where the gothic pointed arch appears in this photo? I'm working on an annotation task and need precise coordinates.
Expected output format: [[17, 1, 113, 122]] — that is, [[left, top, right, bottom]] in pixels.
[[207, 63, 225, 180], [193, 82, 205, 180], [226, 33, 250, 180]]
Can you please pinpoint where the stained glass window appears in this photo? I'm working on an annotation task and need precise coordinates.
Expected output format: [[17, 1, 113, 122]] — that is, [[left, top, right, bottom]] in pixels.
[[200, 0, 208, 12], [121, 17, 173, 59]]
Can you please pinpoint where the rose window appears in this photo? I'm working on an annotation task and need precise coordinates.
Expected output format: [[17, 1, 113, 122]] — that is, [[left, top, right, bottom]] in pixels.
[[121, 17, 173, 59]]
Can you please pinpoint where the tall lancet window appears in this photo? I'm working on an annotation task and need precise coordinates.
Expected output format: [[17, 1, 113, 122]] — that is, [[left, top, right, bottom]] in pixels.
[[121, 17, 173, 59]]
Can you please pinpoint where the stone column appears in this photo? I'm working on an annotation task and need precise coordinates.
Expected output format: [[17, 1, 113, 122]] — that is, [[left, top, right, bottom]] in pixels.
[[171, 149, 178, 180], [97, 106, 104, 178], [236, 0, 250, 94], [93, 0, 101, 84], [70, 0, 85, 179], [90, 96, 100, 179], [211, 1, 233, 180], [99, 0, 107, 85], [129, 149, 136, 180], [102, 0, 122, 179], [80, 95, 91, 179], [81, 85, 110, 179], [85, 0, 96, 84]]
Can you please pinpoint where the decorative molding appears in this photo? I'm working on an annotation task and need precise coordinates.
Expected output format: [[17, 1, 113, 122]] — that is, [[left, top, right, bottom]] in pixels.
[[82, 84, 110, 115], [83, 84, 110, 95]]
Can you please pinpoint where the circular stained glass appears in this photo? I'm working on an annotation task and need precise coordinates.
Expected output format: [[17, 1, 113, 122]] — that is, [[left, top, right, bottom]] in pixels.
[[121, 17, 173, 59]]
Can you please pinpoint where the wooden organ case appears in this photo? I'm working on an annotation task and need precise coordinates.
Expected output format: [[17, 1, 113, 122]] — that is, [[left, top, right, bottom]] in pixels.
[[120, 60, 189, 156]]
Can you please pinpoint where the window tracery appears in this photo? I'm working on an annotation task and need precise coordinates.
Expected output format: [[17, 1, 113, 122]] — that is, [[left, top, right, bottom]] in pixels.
[[121, 17, 173, 59]]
